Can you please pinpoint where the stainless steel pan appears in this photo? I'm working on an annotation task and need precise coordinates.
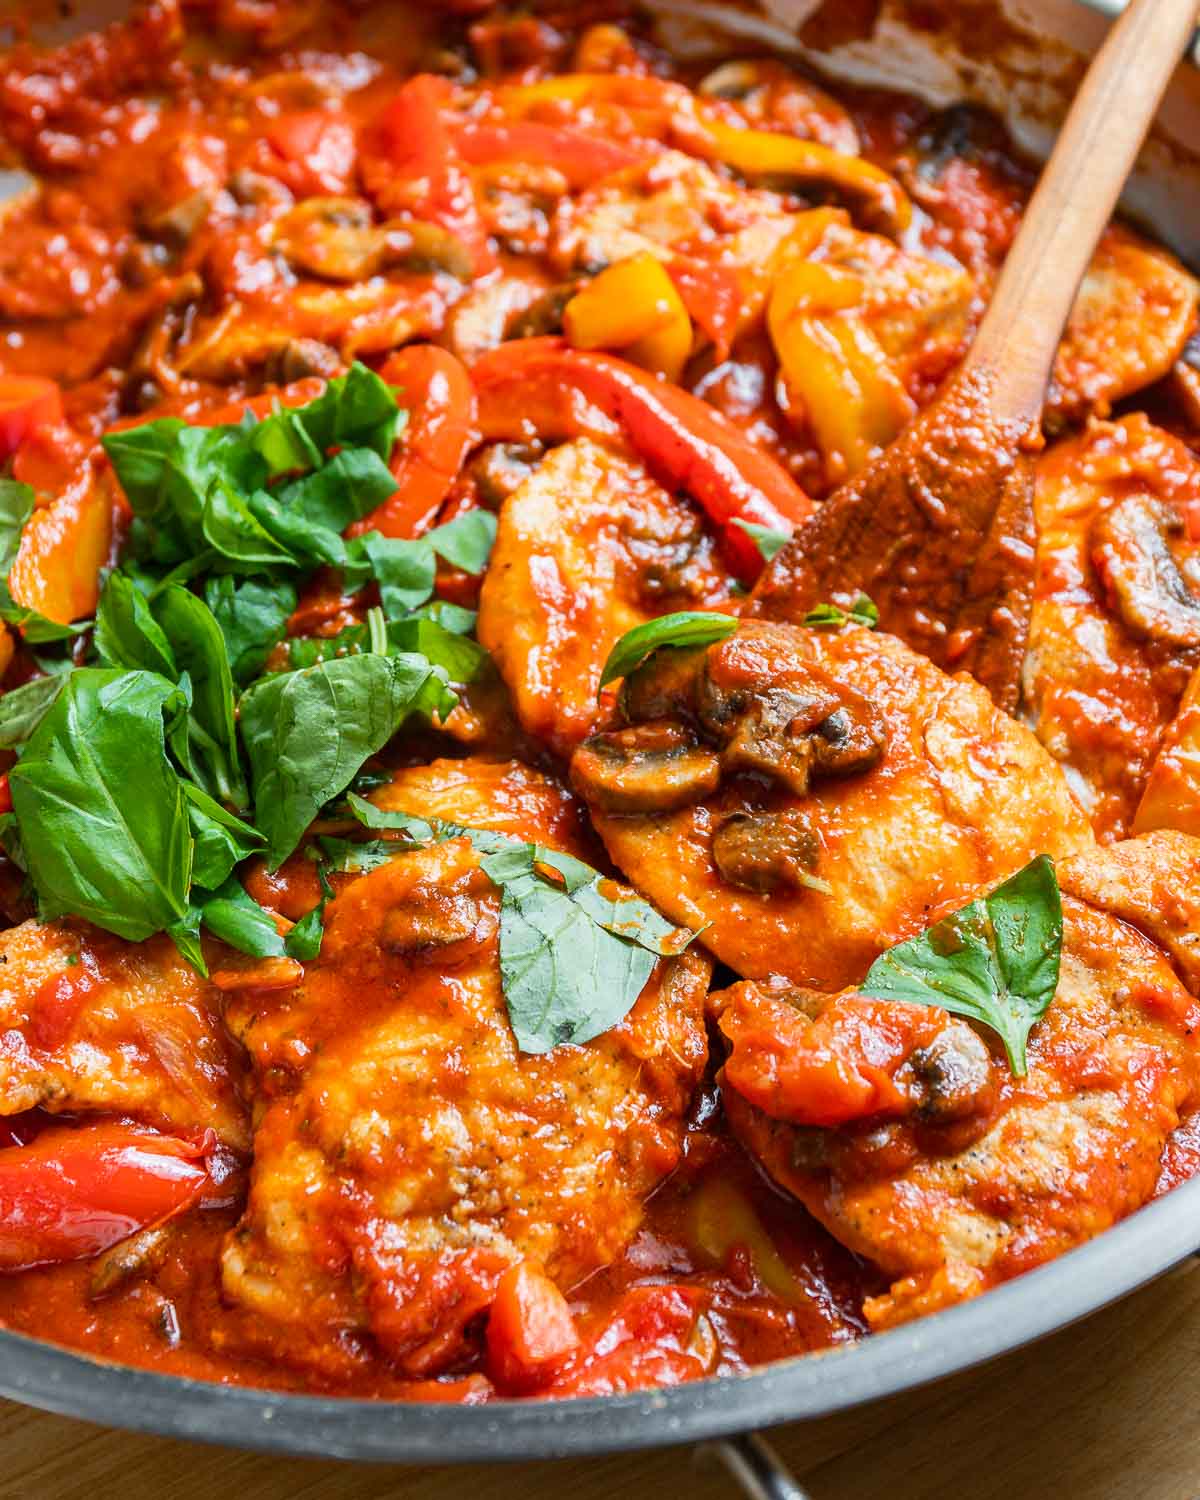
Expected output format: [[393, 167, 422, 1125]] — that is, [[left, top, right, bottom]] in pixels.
[[1, 0, 1198, 1477]]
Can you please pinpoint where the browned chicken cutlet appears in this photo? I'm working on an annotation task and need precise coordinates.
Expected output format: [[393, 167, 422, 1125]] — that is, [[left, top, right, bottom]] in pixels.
[[217, 758, 709, 1380], [0, 921, 248, 1150]]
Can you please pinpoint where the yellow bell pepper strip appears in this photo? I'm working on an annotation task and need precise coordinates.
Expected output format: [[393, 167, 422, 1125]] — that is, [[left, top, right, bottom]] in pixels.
[[563, 253, 694, 382], [495, 74, 911, 237], [700, 118, 910, 237], [768, 258, 915, 485], [472, 338, 812, 583], [688, 1176, 812, 1305]]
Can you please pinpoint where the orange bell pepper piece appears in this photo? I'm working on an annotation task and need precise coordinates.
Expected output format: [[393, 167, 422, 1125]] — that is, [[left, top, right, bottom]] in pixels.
[[8, 471, 115, 626], [564, 253, 694, 382]]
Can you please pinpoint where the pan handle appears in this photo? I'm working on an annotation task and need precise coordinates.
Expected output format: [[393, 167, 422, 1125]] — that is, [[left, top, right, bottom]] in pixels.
[[704, 1433, 815, 1500]]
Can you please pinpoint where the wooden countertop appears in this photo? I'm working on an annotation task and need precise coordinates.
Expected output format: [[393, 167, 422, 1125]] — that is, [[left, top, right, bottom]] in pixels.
[[2, 1258, 1198, 1500]]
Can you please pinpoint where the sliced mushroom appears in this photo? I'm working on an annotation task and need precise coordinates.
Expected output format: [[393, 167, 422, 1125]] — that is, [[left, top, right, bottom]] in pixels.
[[698, 670, 887, 796], [621, 645, 708, 725], [469, 442, 542, 509], [902, 1025, 995, 1126], [570, 721, 721, 814], [139, 188, 214, 249], [380, 891, 483, 955], [271, 199, 477, 283], [263, 337, 342, 384], [506, 280, 585, 341], [1091, 493, 1200, 647], [711, 808, 823, 893], [88, 1224, 172, 1300]]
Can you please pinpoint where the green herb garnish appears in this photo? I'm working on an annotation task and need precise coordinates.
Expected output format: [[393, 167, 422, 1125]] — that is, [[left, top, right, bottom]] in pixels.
[[803, 594, 879, 630], [346, 794, 696, 1053], [859, 855, 1063, 1075], [599, 611, 739, 691], [0, 366, 495, 973]]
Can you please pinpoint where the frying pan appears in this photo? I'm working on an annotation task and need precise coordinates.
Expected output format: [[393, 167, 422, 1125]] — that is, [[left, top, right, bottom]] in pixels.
[[1, 0, 1199, 1483]]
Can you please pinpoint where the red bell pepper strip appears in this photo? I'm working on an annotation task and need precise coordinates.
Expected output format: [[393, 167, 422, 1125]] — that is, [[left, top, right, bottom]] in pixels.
[[0, 377, 63, 463], [472, 339, 812, 581], [348, 345, 478, 539], [454, 121, 646, 189], [366, 76, 494, 278], [0, 1120, 213, 1272]]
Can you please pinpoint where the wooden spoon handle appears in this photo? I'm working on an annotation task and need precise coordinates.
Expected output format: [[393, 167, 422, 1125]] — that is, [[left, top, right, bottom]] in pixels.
[[961, 0, 1199, 426]]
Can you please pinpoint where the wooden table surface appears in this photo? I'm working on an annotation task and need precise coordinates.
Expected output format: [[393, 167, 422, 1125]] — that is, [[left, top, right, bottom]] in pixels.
[[2, 1257, 1198, 1500]]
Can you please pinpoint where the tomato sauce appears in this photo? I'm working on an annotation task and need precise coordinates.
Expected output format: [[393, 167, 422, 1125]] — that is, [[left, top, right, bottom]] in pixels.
[[0, 0, 1196, 1406]]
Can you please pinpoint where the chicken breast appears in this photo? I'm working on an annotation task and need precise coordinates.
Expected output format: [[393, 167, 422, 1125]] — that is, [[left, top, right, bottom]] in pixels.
[[570, 620, 1091, 991], [1024, 414, 1200, 840], [1049, 226, 1198, 424], [217, 758, 710, 1380], [0, 921, 248, 1150], [477, 437, 735, 757], [715, 861, 1200, 1328]]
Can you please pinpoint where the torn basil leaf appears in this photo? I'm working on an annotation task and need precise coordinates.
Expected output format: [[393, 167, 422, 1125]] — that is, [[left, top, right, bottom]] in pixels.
[[346, 793, 697, 1052], [240, 653, 457, 869], [860, 855, 1063, 1075], [734, 519, 792, 562], [599, 611, 739, 690], [0, 674, 66, 751], [803, 594, 879, 630], [9, 669, 194, 942]]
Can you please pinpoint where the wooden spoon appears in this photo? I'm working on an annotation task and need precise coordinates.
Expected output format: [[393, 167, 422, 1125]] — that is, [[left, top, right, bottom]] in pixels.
[[750, 0, 1200, 712]]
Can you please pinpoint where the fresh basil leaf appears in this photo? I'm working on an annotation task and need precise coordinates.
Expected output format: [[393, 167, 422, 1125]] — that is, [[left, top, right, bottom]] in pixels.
[[95, 572, 177, 678], [245, 488, 345, 568], [803, 594, 879, 630], [166, 904, 207, 974], [283, 615, 486, 683], [418, 600, 477, 635], [389, 618, 487, 684], [198, 876, 286, 958], [205, 575, 296, 686], [358, 531, 437, 617], [277, 447, 397, 533], [599, 611, 739, 689], [734, 519, 792, 562], [183, 782, 263, 890], [100, 418, 188, 514], [314, 835, 400, 874], [860, 855, 1063, 1075], [9, 669, 193, 941], [483, 847, 659, 1053], [0, 478, 34, 568], [0, 675, 65, 751], [203, 480, 299, 571], [294, 362, 403, 461], [346, 794, 693, 1052], [240, 652, 457, 868], [153, 585, 246, 807], [248, 405, 322, 474], [427, 510, 497, 574]]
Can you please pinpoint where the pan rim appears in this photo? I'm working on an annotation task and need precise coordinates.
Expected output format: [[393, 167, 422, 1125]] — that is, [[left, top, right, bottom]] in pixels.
[[0, 1172, 1196, 1463]]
